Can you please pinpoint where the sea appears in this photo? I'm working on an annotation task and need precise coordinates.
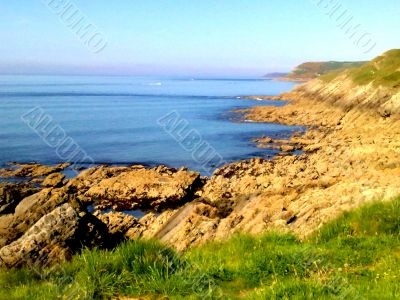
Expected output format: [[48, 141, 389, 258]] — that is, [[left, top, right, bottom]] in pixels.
[[0, 75, 301, 175]]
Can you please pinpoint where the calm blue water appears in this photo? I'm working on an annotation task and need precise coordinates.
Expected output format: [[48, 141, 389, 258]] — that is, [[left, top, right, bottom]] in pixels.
[[0, 75, 300, 174]]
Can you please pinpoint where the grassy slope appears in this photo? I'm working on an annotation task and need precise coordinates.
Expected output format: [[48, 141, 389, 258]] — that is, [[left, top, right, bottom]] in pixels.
[[285, 61, 366, 80], [321, 49, 400, 88], [1, 198, 399, 299]]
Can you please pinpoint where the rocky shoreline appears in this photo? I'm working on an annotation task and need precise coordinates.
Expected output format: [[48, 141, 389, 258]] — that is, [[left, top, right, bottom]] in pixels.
[[1, 59, 400, 268]]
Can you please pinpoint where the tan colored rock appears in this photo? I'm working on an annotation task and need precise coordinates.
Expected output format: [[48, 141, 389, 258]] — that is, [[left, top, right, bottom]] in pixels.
[[280, 145, 296, 152], [42, 172, 65, 188], [142, 68, 400, 248], [0, 203, 112, 268], [0, 203, 79, 268], [0, 162, 70, 178], [0, 183, 40, 215], [97, 212, 138, 235], [85, 165, 202, 210], [0, 188, 69, 248]]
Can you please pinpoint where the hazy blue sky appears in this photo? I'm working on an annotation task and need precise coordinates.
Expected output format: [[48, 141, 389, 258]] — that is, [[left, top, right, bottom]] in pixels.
[[1, 0, 399, 76]]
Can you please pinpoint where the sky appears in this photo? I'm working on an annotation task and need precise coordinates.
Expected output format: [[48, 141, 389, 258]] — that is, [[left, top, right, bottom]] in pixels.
[[0, 0, 399, 77]]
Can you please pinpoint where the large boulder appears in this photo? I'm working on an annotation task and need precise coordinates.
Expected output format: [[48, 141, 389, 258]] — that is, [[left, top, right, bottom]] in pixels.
[[84, 165, 203, 211], [0, 187, 72, 248], [0, 183, 40, 215], [42, 172, 65, 188], [66, 165, 132, 197], [0, 203, 111, 268]]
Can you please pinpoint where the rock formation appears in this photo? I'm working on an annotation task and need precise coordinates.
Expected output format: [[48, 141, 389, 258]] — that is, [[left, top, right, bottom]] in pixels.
[[42, 173, 65, 188], [0, 162, 70, 178], [1, 49, 399, 267], [0, 165, 204, 266], [0, 183, 40, 215], [84, 165, 202, 211]]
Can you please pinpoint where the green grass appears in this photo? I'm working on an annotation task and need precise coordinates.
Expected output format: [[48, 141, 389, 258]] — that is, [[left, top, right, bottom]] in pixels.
[[1, 198, 400, 299], [320, 49, 400, 88], [288, 61, 366, 80]]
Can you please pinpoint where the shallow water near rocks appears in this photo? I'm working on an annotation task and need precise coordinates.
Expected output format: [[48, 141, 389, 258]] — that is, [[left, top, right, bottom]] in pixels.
[[87, 204, 148, 219], [0, 75, 301, 175]]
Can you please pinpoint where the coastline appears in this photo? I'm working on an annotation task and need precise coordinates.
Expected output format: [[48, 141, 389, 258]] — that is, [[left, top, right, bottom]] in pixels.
[[232, 83, 400, 235], [2, 2, 399, 296], [1, 74, 400, 267]]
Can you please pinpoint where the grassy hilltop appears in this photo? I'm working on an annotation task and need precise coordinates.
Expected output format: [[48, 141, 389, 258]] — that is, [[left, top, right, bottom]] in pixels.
[[1, 198, 399, 299], [295, 49, 400, 117], [270, 49, 400, 85], [321, 49, 400, 88], [281, 61, 366, 81]]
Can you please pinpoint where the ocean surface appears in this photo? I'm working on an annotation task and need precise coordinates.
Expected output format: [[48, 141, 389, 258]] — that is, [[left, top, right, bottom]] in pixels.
[[0, 75, 300, 175]]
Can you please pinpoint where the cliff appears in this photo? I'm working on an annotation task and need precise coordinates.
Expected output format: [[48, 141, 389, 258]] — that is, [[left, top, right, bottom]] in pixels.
[[294, 49, 400, 116], [1, 50, 400, 268], [280, 60, 367, 82]]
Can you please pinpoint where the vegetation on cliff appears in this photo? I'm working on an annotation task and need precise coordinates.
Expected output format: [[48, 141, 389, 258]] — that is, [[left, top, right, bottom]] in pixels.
[[280, 61, 366, 81], [1, 198, 399, 299], [293, 49, 400, 117], [321, 49, 400, 88]]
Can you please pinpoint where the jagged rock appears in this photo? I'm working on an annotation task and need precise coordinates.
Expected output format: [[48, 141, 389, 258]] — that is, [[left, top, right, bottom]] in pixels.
[[124, 202, 220, 251], [0, 203, 111, 268], [84, 165, 203, 211], [0, 163, 71, 178], [280, 145, 296, 152], [97, 212, 138, 235], [66, 165, 133, 197], [0, 203, 80, 268], [42, 172, 65, 188], [0, 188, 71, 248], [0, 183, 40, 215]]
